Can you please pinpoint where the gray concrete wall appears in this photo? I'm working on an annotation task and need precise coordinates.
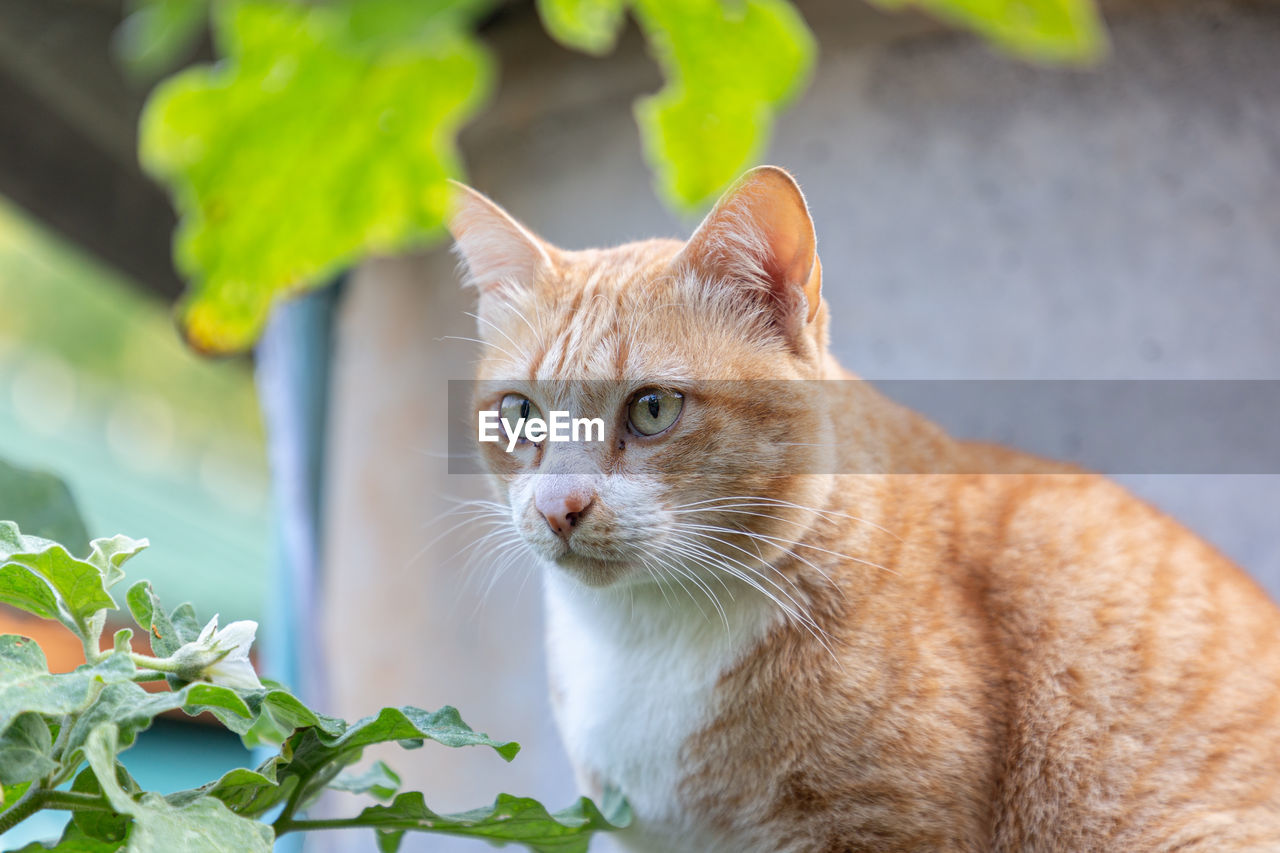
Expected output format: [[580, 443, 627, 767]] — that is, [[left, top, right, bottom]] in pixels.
[[320, 1, 1280, 849]]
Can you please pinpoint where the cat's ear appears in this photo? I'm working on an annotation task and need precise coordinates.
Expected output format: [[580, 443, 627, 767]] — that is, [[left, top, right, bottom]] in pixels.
[[675, 165, 822, 336], [446, 181, 555, 295]]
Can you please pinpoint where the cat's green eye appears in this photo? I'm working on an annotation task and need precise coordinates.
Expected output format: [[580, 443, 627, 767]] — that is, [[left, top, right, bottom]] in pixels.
[[627, 389, 684, 437], [499, 393, 544, 442]]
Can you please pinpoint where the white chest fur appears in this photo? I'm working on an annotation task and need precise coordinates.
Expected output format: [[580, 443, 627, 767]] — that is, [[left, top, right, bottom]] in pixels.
[[543, 571, 781, 852]]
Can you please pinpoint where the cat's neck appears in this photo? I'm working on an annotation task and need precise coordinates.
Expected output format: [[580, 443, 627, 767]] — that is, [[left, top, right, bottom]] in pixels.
[[543, 564, 785, 850]]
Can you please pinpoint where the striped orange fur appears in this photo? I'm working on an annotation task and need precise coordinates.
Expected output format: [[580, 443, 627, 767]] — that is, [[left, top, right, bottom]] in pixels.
[[448, 167, 1280, 852]]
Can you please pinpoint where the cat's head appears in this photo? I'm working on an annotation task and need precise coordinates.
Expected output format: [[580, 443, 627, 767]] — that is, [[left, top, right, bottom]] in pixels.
[[450, 167, 837, 590]]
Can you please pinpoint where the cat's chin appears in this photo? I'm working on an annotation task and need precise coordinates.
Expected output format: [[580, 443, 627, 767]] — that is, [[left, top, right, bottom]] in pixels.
[[548, 551, 631, 588]]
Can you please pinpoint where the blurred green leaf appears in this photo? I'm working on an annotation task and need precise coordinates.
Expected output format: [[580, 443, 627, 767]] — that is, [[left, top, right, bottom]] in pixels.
[[535, 0, 1102, 212], [872, 0, 1106, 63], [125, 581, 154, 638], [279, 704, 520, 813], [163, 703, 518, 823], [60, 679, 254, 771], [84, 536, 148, 591], [0, 633, 50, 679], [125, 581, 203, 686], [631, 0, 815, 211], [297, 704, 519, 762], [330, 760, 401, 802], [0, 522, 147, 624], [85, 724, 274, 853], [114, 0, 211, 80], [140, 0, 495, 354], [0, 712, 56, 786], [530, 0, 815, 208], [0, 637, 136, 738], [132, 0, 1108, 353], [164, 762, 290, 815], [537, 0, 626, 55], [183, 682, 253, 718], [167, 604, 203, 650], [350, 789, 630, 853], [1, 779, 31, 809], [0, 460, 89, 554], [241, 686, 345, 741], [0, 564, 61, 622], [71, 764, 136, 845]]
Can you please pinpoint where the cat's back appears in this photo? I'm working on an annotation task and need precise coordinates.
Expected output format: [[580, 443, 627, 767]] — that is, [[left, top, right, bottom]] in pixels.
[[677, 463, 1280, 851], [929, 467, 1280, 850]]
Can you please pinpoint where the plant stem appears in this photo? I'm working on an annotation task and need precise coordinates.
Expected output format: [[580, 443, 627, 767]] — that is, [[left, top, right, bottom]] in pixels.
[[43, 713, 75, 788], [40, 790, 113, 812], [77, 623, 103, 665], [48, 714, 72, 762], [128, 652, 183, 673], [0, 787, 115, 833], [271, 748, 363, 833], [132, 669, 169, 683], [273, 773, 310, 830]]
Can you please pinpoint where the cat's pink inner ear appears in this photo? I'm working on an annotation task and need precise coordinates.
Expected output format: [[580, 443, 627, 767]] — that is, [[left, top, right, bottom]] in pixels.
[[447, 181, 554, 294], [679, 166, 823, 326]]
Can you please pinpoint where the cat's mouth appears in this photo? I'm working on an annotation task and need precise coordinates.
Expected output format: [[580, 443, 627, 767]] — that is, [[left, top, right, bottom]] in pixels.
[[523, 516, 635, 586]]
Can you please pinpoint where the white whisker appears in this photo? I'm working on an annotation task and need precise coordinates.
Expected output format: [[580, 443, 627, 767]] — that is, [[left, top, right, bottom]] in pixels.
[[673, 521, 897, 579], [670, 495, 902, 542], [641, 546, 731, 632], [466, 310, 534, 365], [662, 533, 840, 663], [438, 334, 521, 364]]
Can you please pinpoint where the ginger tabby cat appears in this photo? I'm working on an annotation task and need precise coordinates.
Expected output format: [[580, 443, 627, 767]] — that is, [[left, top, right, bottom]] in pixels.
[[447, 167, 1280, 852]]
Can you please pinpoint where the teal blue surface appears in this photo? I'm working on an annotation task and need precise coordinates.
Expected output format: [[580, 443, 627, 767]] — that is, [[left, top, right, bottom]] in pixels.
[[119, 719, 255, 794], [0, 198, 271, 625], [0, 362, 270, 625]]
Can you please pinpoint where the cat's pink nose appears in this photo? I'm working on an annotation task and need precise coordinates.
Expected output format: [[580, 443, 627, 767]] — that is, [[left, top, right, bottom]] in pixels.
[[535, 476, 596, 540]]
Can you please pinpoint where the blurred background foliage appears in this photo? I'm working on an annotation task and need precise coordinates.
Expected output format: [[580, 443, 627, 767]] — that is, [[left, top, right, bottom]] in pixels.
[[138, 0, 494, 354], [0, 197, 269, 626], [120, 0, 1106, 355], [0, 458, 90, 553]]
